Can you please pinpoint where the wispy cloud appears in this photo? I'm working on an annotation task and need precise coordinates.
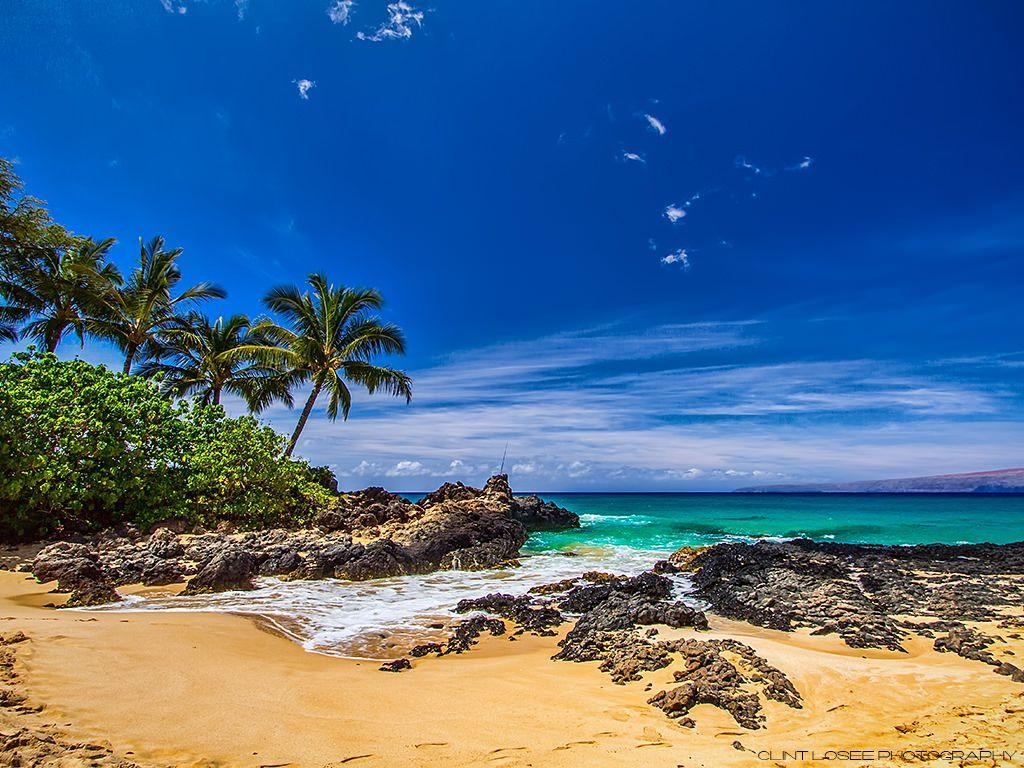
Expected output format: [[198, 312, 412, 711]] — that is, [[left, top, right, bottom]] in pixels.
[[664, 204, 686, 223], [660, 248, 690, 268], [327, 0, 355, 24], [158, 0, 188, 14], [620, 151, 646, 164], [293, 78, 315, 100], [787, 155, 814, 171], [357, 1, 425, 42], [29, 319, 1023, 491], [221, 315, 1024, 490], [734, 155, 763, 175], [643, 113, 667, 136]]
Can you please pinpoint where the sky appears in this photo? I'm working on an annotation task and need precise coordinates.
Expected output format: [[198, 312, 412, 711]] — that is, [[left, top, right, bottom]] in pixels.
[[2, 1, 1023, 491]]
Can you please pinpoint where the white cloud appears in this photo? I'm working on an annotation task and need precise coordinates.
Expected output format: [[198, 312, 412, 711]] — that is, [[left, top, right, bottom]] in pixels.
[[621, 151, 646, 164], [385, 460, 431, 477], [186, 316, 1024, 491], [644, 114, 667, 136], [327, 0, 355, 25], [788, 156, 814, 171], [357, 1, 424, 42], [234, 0, 248, 19], [293, 78, 315, 100], [661, 248, 690, 268], [664, 204, 686, 223]]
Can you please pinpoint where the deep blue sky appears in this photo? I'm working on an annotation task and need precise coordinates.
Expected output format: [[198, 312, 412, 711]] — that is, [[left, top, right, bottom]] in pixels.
[[2, 1, 1023, 490]]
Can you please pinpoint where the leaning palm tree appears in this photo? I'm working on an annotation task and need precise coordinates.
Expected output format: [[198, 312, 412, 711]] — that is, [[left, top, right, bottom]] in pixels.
[[92, 236, 225, 374], [139, 311, 294, 410], [3, 237, 119, 352], [254, 273, 412, 457]]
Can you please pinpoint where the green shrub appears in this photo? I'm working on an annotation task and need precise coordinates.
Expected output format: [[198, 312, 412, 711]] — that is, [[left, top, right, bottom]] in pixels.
[[0, 351, 334, 542]]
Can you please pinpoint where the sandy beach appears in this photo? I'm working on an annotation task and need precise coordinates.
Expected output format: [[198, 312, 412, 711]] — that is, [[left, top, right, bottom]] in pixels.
[[3, 570, 1023, 768]]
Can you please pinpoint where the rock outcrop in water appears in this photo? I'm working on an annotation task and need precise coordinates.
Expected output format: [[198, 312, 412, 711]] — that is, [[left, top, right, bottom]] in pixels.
[[22, 475, 565, 605]]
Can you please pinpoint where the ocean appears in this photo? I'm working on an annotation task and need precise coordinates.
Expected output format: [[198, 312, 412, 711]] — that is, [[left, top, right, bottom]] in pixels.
[[94, 493, 1024, 658]]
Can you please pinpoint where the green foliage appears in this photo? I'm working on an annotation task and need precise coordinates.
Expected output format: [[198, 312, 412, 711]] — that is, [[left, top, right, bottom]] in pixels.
[[0, 351, 333, 542]]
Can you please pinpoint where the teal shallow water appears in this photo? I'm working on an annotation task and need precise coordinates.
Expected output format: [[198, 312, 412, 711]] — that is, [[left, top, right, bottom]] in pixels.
[[526, 493, 1024, 552]]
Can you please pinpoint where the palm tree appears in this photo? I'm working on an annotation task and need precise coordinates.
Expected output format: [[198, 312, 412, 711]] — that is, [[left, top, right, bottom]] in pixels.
[[92, 236, 226, 374], [139, 311, 293, 410], [2, 237, 119, 353], [255, 273, 412, 457], [1, 157, 83, 344]]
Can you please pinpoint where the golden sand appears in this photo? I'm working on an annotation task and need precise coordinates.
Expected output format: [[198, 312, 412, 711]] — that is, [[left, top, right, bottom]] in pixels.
[[2, 570, 1022, 767]]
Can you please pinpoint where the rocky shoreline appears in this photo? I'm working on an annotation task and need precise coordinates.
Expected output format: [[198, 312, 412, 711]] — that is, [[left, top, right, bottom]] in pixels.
[[6, 475, 579, 607], [386, 537, 1024, 726], [5, 485, 1024, 735]]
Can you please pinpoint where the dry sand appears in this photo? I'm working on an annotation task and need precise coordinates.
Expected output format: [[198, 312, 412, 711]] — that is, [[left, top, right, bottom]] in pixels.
[[2, 570, 1023, 767]]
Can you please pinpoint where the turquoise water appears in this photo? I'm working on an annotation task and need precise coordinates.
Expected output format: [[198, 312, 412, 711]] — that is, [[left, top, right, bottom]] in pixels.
[[526, 494, 1024, 552]]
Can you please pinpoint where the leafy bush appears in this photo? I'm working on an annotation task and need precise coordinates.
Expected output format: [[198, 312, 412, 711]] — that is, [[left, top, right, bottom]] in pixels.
[[0, 351, 334, 541]]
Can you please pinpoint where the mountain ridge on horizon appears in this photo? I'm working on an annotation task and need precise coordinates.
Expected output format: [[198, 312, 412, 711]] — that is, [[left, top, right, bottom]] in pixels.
[[736, 467, 1024, 494]]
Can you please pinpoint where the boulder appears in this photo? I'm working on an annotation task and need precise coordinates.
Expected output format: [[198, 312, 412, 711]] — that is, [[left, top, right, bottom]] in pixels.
[[183, 547, 257, 594], [336, 539, 416, 580], [30, 542, 120, 607], [145, 528, 185, 559], [508, 495, 580, 532], [386, 475, 528, 571]]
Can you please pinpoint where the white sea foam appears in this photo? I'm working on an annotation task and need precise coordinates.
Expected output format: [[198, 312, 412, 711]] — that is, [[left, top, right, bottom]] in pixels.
[[86, 545, 687, 659]]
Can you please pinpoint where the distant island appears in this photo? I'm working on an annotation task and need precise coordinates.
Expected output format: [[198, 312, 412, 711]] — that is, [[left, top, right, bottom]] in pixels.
[[737, 467, 1024, 493]]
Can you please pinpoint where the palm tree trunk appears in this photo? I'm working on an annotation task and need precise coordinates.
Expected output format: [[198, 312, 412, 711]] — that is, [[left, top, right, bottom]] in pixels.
[[212, 387, 221, 406], [123, 345, 136, 375], [285, 380, 323, 458]]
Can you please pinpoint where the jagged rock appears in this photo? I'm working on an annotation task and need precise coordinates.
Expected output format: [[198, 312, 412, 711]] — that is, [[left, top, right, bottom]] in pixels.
[[386, 475, 528, 571], [687, 539, 1024, 652], [934, 627, 1024, 682], [442, 616, 507, 654], [508, 495, 580, 532], [183, 547, 256, 594], [137, 556, 183, 586], [145, 528, 184, 559], [409, 642, 443, 657], [648, 639, 801, 729], [30, 542, 98, 585], [30, 543, 120, 606], [456, 593, 563, 635], [256, 546, 302, 576], [559, 571, 673, 614], [336, 539, 416, 580], [378, 658, 411, 672], [418, 482, 481, 508], [668, 546, 708, 571], [64, 579, 121, 607], [288, 538, 365, 580]]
